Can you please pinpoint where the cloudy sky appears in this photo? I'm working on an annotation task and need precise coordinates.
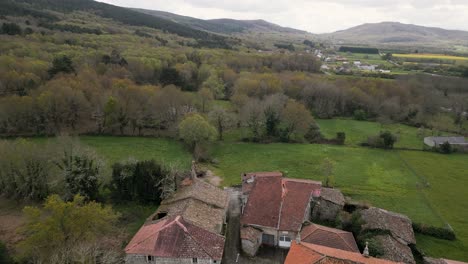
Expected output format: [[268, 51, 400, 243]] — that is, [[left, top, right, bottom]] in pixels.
[[98, 0, 468, 33]]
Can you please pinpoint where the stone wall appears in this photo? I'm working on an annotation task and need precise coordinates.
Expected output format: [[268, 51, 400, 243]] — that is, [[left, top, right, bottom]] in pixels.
[[125, 255, 220, 264], [241, 239, 260, 257]]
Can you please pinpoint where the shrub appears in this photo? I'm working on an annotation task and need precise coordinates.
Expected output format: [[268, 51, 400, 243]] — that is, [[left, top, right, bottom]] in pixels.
[[412, 223, 456, 240], [336, 132, 346, 145], [380, 131, 397, 149], [353, 109, 368, 121], [1, 22, 22, 35], [439, 141, 453, 154], [48, 55, 75, 77], [305, 123, 323, 143], [0, 241, 13, 264]]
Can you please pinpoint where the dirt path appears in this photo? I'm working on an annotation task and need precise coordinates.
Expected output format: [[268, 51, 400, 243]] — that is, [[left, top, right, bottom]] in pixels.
[[205, 170, 223, 187]]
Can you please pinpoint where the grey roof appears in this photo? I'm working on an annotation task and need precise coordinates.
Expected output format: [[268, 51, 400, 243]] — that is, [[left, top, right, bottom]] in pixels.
[[426, 137, 466, 145], [320, 188, 345, 206]]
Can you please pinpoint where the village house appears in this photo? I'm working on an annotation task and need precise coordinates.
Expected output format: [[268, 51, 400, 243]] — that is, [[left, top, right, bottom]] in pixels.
[[300, 223, 359, 252], [125, 172, 228, 264], [240, 172, 322, 256], [285, 241, 402, 264], [311, 187, 345, 223], [424, 136, 468, 152], [360, 207, 417, 264]]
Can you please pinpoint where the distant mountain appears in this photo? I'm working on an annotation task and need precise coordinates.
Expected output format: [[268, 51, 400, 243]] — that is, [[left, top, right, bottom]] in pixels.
[[322, 22, 468, 46], [134, 9, 307, 35]]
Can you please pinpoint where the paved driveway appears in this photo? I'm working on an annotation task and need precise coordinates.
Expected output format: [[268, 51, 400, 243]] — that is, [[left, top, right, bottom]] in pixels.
[[223, 188, 287, 264]]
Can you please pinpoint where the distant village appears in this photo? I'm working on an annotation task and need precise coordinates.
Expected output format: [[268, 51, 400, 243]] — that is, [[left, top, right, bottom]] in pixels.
[[123, 164, 466, 264]]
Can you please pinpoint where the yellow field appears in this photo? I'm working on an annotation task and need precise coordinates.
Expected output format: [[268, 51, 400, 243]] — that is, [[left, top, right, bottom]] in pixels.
[[393, 53, 468, 61]]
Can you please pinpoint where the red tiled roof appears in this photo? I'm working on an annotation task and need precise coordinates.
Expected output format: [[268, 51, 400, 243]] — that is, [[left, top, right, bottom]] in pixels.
[[286, 242, 402, 264], [285, 241, 324, 264], [279, 179, 321, 231], [241, 175, 283, 228], [301, 224, 359, 252], [241, 172, 321, 231], [242, 171, 283, 195], [125, 216, 225, 260]]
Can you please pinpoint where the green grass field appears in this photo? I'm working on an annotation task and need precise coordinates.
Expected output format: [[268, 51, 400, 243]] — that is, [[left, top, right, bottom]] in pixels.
[[317, 119, 427, 149], [24, 135, 468, 260], [207, 142, 468, 260]]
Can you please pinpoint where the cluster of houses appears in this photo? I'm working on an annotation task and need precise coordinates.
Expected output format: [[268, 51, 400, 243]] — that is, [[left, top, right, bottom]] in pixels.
[[124, 169, 467, 264]]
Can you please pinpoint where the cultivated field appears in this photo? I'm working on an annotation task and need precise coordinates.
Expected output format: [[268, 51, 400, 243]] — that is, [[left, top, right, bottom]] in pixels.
[[393, 53, 468, 61]]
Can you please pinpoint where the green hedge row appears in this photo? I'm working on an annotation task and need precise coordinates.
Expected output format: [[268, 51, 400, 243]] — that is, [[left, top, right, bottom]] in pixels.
[[413, 223, 456, 241]]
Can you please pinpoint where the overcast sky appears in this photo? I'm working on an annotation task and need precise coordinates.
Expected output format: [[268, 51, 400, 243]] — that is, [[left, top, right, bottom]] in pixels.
[[98, 0, 468, 33]]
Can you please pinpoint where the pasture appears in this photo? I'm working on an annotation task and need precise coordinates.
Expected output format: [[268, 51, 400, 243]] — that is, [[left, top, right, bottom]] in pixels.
[[393, 53, 468, 61], [12, 135, 468, 260]]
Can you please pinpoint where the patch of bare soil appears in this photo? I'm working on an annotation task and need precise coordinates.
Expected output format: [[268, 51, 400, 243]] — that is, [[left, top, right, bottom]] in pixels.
[[204, 170, 223, 187]]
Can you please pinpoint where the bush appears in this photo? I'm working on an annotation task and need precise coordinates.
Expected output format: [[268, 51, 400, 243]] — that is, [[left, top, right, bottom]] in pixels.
[[0, 241, 13, 264], [353, 109, 368, 121], [1, 22, 22, 35], [48, 55, 75, 77], [439, 141, 453, 154], [305, 123, 323, 143], [366, 131, 397, 149], [336, 132, 346, 145], [412, 223, 456, 240]]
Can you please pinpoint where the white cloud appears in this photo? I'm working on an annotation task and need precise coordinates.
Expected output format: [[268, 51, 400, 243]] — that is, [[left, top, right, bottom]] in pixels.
[[97, 0, 468, 33]]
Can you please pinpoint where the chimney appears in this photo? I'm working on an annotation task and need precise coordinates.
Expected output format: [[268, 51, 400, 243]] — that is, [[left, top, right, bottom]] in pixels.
[[363, 241, 369, 258]]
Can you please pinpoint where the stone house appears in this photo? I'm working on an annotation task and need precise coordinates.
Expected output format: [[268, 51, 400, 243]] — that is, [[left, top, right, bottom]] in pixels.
[[311, 187, 345, 223], [240, 172, 322, 256], [360, 207, 416, 264], [125, 177, 228, 264]]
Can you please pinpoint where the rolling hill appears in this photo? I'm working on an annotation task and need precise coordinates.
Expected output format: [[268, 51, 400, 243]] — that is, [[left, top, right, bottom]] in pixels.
[[322, 22, 468, 47], [134, 8, 306, 35]]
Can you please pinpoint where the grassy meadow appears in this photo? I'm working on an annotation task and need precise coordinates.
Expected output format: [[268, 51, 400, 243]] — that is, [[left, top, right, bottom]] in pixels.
[[20, 129, 468, 260]]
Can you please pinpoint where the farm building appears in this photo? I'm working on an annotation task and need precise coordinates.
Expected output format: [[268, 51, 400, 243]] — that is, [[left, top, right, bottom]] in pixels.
[[300, 223, 359, 252], [311, 187, 345, 222], [360, 207, 416, 264], [240, 172, 322, 256], [125, 174, 228, 264], [424, 136, 467, 151], [285, 241, 401, 264]]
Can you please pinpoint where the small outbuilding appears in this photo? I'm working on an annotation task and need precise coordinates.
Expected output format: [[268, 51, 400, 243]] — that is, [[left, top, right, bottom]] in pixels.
[[311, 187, 345, 222], [424, 137, 467, 151]]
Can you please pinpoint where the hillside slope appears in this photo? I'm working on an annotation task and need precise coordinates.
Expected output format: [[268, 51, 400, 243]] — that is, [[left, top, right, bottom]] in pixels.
[[0, 0, 232, 48], [133, 8, 307, 35]]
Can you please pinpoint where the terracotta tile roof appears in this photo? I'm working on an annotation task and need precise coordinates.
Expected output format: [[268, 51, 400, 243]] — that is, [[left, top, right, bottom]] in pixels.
[[443, 259, 468, 264], [279, 179, 322, 231], [240, 226, 262, 242], [153, 198, 225, 234], [360, 207, 416, 245], [320, 188, 345, 206], [162, 178, 228, 209], [241, 172, 321, 231], [301, 224, 359, 252], [242, 171, 283, 195], [125, 216, 225, 260], [285, 241, 324, 264], [241, 175, 283, 228], [286, 242, 402, 264]]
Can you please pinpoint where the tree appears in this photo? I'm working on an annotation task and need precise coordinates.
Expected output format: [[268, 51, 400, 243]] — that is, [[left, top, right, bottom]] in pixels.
[[198, 87, 214, 113], [56, 148, 101, 201], [336, 132, 346, 145], [160, 67, 183, 87], [380, 131, 397, 149], [241, 99, 265, 141], [18, 195, 120, 264], [321, 158, 335, 188], [110, 160, 171, 203], [439, 141, 453, 154], [280, 99, 314, 141], [0, 241, 13, 264], [48, 56, 75, 78], [209, 106, 234, 141], [1, 22, 22, 35], [179, 113, 216, 152]]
